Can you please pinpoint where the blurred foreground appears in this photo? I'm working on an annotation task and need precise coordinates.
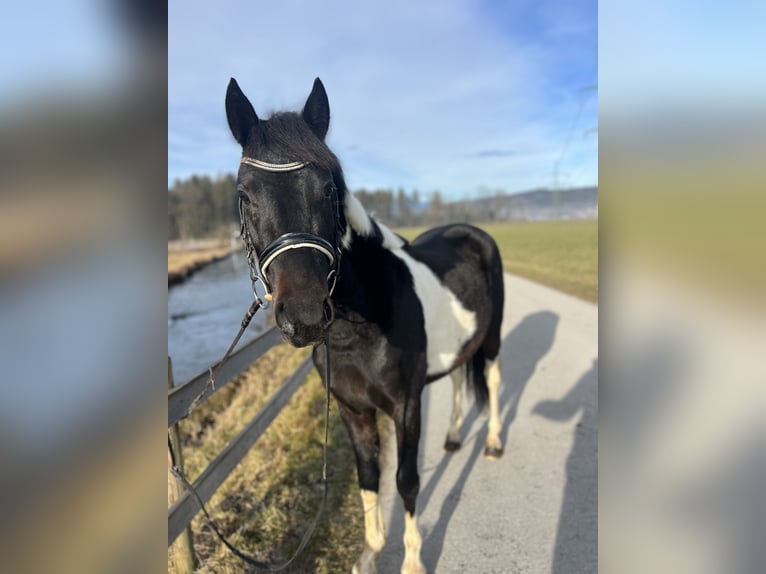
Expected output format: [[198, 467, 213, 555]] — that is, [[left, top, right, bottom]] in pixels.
[[0, 1, 166, 572], [602, 130, 766, 572], [599, 15, 766, 574], [600, 0, 766, 566]]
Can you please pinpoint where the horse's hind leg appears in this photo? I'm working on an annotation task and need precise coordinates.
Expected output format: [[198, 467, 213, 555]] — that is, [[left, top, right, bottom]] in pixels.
[[443, 366, 464, 452], [484, 357, 504, 459], [337, 403, 385, 574]]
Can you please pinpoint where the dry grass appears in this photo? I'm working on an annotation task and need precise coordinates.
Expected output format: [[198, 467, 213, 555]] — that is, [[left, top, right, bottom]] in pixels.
[[168, 342, 364, 573], [168, 244, 234, 278]]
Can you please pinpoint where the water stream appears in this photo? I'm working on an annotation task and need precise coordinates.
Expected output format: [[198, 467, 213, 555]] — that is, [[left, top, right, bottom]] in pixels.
[[168, 251, 269, 385]]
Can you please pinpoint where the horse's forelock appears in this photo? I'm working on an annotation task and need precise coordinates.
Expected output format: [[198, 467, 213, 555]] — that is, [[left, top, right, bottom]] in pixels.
[[247, 112, 340, 173]]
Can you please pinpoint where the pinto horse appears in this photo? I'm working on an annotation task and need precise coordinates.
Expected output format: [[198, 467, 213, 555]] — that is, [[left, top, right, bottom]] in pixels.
[[226, 77, 505, 574]]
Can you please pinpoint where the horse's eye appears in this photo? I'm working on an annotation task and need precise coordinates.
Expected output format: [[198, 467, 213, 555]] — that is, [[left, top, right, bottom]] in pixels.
[[238, 190, 250, 203], [324, 184, 336, 197]]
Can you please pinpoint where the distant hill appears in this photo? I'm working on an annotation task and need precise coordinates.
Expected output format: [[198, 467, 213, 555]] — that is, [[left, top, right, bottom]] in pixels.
[[453, 186, 597, 221]]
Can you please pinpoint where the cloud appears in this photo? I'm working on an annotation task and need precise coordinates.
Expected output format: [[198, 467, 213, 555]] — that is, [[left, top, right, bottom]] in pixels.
[[168, 0, 597, 197], [467, 150, 519, 159]]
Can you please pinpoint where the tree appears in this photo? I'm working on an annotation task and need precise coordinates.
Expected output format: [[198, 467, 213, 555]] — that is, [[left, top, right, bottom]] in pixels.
[[424, 190, 445, 225], [168, 173, 239, 240], [397, 188, 411, 226]]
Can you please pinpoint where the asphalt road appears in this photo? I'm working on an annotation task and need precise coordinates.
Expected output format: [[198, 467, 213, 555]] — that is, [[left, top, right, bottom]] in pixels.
[[375, 273, 598, 574]]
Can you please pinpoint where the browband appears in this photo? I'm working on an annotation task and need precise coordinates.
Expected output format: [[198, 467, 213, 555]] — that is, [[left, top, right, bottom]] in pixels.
[[240, 157, 309, 172]]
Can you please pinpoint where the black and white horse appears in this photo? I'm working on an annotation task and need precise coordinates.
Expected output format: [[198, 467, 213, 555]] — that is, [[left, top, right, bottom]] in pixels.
[[226, 77, 505, 574]]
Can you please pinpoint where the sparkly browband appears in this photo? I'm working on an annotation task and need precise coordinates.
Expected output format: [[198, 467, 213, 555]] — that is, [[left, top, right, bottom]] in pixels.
[[240, 157, 309, 172]]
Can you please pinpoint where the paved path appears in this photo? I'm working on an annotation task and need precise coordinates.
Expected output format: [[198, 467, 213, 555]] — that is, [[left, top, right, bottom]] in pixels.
[[376, 273, 598, 573]]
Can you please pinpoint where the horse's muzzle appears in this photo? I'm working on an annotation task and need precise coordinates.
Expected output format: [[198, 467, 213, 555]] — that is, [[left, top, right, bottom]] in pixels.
[[275, 295, 334, 347]]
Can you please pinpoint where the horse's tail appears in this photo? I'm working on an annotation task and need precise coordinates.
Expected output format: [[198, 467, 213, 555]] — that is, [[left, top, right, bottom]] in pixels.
[[466, 348, 489, 411]]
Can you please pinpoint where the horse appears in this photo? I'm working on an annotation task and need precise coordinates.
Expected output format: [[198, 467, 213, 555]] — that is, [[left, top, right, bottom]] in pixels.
[[225, 77, 505, 574]]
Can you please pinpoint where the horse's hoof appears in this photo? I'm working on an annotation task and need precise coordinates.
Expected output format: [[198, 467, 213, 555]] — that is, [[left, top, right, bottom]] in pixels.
[[443, 440, 461, 452], [353, 548, 378, 574], [483, 445, 504, 460]]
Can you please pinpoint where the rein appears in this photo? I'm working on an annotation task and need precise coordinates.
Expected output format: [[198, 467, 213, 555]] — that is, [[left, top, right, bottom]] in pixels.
[[167, 156, 341, 571]]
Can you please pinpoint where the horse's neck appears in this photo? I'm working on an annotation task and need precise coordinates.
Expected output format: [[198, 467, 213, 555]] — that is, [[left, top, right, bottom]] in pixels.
[[332, 192, 406, 316]]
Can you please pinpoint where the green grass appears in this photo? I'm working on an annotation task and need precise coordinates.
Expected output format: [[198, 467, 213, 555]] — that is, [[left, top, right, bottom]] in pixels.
[[397, 220, 598, 303]]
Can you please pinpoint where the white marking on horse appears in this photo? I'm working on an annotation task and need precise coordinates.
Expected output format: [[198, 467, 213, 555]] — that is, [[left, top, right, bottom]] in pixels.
[[343, 192, 404, 250], [485, 358, 503, 457], [343, 192, 372, 248], [391, 249, 477, 376], [360, 489, 385, 552], [377, 221, 405, 250], [402, 512, 425, 574], [353, 489, 385, 574]]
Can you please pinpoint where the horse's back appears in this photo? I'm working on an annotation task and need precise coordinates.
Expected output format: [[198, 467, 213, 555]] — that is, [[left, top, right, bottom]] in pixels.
[[409, 223, 502, 278], [407, 223, 504, 357]]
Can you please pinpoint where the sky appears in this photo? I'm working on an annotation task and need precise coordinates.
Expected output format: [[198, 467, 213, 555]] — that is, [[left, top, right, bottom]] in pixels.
[[600, 0, 766, 118], [0, 1, 762, 199], [168, 0, 598, 199]]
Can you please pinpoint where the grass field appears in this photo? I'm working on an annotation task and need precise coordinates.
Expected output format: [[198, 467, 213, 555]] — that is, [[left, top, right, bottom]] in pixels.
[[397, 220, 598, 303]]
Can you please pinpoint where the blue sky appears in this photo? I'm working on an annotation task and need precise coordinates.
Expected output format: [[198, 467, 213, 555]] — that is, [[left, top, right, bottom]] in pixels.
[[169, 0, 597, 198], [600, 0, 766, 117], [1, 0, 762, 199]]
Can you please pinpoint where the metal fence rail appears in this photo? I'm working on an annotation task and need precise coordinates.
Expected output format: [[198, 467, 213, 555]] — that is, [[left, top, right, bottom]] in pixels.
[[167, 325, 314, 549], [168, 327, 283, 427]]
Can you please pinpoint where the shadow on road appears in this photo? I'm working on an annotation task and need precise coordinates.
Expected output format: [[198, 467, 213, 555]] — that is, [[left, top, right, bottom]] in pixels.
[[497, 310, 559, 447], [533, 358, 598, 574], [415, 310, 560, 572], [669, 423, 766, 574]]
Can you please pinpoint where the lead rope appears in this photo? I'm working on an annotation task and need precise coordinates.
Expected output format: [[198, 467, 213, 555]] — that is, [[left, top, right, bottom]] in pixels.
[[188, 298, 261, 412], [169, 310, 332, 572]]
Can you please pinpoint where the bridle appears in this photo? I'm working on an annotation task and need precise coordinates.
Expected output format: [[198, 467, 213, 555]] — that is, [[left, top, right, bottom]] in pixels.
[[237, 156, 343, 309]]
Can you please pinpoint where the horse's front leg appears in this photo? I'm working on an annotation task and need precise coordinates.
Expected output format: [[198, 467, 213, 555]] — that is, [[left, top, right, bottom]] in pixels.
[[337, 403, 385, 574], [394, 395, 427, 574]]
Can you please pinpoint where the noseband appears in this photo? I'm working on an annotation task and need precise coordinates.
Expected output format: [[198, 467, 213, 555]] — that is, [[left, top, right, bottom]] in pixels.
[[238, 156, 342, 308]]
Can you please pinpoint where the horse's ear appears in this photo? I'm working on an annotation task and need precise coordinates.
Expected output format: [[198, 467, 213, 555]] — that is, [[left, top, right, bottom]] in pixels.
[[226, 78, 259, 147], [302, 77, 330, 140]]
